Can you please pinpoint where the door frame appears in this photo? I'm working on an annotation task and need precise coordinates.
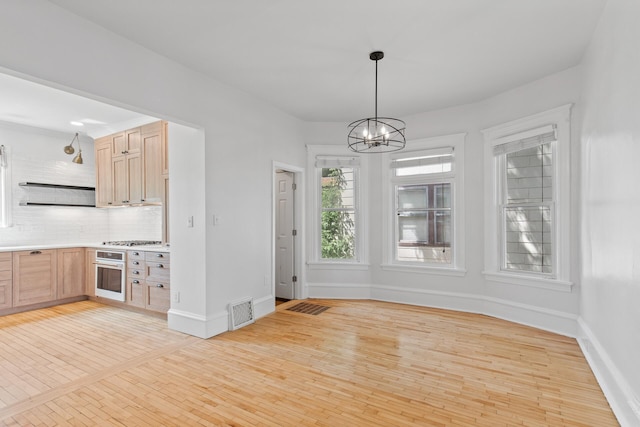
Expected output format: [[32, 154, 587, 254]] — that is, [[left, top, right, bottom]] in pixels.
[[272, 161, 305, 301]]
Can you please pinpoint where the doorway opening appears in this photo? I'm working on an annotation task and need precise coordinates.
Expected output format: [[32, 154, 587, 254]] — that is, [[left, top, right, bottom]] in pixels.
[[273, 163, 304, 303]]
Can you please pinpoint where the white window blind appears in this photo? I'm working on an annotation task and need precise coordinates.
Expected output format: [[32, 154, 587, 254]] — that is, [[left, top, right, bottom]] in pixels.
[[315, 156, 360, 168], [492, 125, 556, 156]]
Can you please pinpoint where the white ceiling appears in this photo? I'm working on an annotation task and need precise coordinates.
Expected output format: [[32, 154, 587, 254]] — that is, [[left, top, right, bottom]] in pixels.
[[2, 1, 607, 135]]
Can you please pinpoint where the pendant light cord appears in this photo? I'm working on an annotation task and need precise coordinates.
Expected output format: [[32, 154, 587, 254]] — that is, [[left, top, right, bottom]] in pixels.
[[374, 58, 378, 121]]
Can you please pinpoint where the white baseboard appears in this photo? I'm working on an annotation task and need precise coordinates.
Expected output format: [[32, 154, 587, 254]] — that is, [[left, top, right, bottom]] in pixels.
[[307, 282, 371, 299], [577, 317, 640, 427], [167, 308, 228, 339], [254, 294, 275, 320]]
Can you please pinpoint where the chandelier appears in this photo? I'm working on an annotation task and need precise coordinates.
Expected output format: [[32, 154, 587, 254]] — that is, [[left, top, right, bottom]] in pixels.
[[348, 51, 406, 153]]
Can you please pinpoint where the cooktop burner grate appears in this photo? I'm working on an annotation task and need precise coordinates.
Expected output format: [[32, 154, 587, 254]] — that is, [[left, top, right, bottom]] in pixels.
[[102, 240, 162, 247]]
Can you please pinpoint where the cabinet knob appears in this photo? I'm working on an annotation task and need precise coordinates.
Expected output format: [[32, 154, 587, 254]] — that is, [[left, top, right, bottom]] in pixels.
[[133, 261, 139, 265], [30, 250, 42, 255], [133, 280, 140, 284], [133, 270, 139, 275], [141, 199, 145, 202], [133, 252, 139, 256], [156, 284, 164, 288], [156, 253, 163, 258], [156, 264, 164, 268], [108, 202, 112, 205]]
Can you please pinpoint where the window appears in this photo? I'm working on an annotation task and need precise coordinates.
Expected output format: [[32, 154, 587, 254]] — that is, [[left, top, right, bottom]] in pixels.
[[482, 105, 572, 290], [382, 134, 466, 274], [0, 145, 9, 228], [320, 165, 356, 260], [307, 145, 367, 267]]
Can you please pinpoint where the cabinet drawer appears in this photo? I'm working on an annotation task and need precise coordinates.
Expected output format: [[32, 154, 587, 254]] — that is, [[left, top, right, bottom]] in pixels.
[[128, 267, 146, 279], [128, 258, 146, 269], [128, 250, 146, 262], [145, 251, 170, 263], [146, 262, 169, 282]]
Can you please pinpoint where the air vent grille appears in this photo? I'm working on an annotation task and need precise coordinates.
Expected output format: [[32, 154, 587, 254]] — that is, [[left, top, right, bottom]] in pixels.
[[229, 298, 255, 330]]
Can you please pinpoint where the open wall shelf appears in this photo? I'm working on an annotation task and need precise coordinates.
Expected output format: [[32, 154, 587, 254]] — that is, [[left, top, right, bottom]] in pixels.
[[18, 182, 96, 207]]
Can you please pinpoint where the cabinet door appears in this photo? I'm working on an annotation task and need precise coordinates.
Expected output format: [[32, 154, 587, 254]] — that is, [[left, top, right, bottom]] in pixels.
[[111, 132, 126, 158], [126, 278, 146, 308], [146, 281, 170, 312], [112, 155, 128, 204], [142, 129, 164, 203], [13, 250, 57, 307], [95, 139, 113, 207], [163, 176, 170, 243], [57, 248, 85, 299], [0, 252, 12, 310], [127, 152, 143, 204], [85, 248, 96, 297], [125, 128, 141, 155]]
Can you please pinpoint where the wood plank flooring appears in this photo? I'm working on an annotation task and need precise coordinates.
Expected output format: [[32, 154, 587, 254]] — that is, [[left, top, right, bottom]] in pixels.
[[0, 299, 618, 426]]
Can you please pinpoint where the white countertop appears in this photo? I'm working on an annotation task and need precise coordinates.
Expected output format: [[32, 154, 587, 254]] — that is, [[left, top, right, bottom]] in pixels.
[[0, 243, 170, 253]]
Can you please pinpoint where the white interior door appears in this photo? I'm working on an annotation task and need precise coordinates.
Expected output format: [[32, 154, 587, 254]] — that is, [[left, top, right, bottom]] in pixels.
[[275, 171, 295, 299]]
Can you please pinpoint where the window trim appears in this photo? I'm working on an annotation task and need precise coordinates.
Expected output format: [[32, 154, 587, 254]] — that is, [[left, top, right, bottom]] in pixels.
[[307, 144, 368, 266], [482, 104, 572, 290], [381, 133, 466, 274]]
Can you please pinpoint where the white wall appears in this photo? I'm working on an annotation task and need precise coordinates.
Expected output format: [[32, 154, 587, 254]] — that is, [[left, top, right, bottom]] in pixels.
[[0, 121, 108, 245], [578, 0, 640, 424], [305, 66, 583, 336], [0, 0, 306, 337]]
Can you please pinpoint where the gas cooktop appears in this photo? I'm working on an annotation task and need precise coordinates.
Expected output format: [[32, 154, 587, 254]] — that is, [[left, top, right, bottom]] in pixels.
[[102, 240, 162, 247]]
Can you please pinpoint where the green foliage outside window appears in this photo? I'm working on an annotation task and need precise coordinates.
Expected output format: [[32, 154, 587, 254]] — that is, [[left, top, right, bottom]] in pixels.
[[321, 168, 355, 259]]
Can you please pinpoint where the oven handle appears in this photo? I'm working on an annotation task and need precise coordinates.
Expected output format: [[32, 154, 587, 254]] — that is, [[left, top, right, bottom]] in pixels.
[[95, 261, 125, 268]]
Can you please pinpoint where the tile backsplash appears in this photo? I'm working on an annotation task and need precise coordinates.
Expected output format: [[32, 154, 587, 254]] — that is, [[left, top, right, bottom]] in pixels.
[[0, 121, 162, 246]]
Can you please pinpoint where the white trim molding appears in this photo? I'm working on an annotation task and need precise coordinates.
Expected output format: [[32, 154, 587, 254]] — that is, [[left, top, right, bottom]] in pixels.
[[167, 308, 228, 339], [577, 318, 640, 427]]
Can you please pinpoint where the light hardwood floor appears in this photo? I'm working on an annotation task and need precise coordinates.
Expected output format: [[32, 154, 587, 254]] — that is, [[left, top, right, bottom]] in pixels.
[[0, 299, 617, 426]]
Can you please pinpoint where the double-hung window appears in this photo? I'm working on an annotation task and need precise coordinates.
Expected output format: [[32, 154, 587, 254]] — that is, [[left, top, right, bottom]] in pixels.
[[308, 145, 367, 267], [482, 105, 572, 290], [383, 134, 465, 274]]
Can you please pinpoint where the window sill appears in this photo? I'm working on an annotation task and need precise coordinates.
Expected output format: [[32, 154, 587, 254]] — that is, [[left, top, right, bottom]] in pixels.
[[483, 271, 573, 292], [380, 264, 467, 277], [307, 262, 370, 271]]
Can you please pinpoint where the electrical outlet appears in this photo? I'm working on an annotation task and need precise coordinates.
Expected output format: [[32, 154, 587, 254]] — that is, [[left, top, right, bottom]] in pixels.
[[173, 291, 180, 303], [187, 216, 194, 228]]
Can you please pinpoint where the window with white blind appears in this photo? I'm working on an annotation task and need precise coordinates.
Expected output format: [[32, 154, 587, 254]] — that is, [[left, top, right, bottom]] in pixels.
[[307, 145, 368, 267], [382, 134, 466, 274], [496, 126, 555, 274], [0, 145, 9, 228], [482, 105, 572, 290]]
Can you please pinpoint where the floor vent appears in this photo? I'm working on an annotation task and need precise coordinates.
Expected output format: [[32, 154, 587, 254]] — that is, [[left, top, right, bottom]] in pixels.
[[286, 302, 330, 315], [229, 298, 255, 330]]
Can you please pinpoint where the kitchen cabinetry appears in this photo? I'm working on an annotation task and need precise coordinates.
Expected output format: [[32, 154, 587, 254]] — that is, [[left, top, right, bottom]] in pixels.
[[141, 121, 166, 204], [126, 250, 170, 313], [0, 253, 12, 310], [12, 249, 57, 307], [57, 248, 85, 299], [85, 248, 96, 297]]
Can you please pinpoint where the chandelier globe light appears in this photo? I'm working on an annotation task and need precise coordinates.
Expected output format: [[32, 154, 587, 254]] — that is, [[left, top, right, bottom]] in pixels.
[[348, 51, 406, 153]]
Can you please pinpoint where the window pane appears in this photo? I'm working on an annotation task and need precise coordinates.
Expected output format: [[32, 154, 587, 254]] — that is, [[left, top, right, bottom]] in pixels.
[[321, 210, 355, 259], [506, 143, 553, 204], [394, 154, 452, 177], [396, 183, 452, 264], [504, 206, 552, 273], [321, 167, 354, 209]]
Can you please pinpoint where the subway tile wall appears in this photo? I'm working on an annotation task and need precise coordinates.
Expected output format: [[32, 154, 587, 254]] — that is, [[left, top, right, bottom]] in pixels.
[[0, 121, 162, 246]]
